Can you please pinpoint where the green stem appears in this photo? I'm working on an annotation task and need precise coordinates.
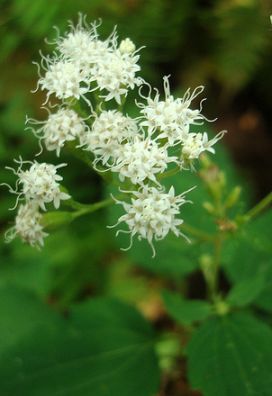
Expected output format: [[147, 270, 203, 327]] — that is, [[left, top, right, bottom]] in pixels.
[[72, 197, 114, 219], [209, 233, 224, 301], [158, 167, 180, 180], [241, 191, 272, 223]]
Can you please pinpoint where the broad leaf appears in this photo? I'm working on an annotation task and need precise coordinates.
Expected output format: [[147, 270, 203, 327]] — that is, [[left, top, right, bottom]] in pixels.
[[187, 312, 272, 396], [226, 274, 265, 307], [0, 288, 160, 396], [162, 290, 212, 325]]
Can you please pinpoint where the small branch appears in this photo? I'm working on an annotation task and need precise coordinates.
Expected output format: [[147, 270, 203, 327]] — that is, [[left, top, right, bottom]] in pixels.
[[241, 192, 272, 223], [72, 197, 114, 219], [158, 166, 180, 180]]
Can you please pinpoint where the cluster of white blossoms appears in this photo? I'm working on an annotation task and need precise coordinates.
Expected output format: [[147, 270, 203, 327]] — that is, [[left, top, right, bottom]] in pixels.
[[5, 202, 48, 248], [4, 16, 225, 255], [111, 186, 191, 256], [4, 159, 70, 247], [81, 110, 138, 166], [27, 108, 89, 156]]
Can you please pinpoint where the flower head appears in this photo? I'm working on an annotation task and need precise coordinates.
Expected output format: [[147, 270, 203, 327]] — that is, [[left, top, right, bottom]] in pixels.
[[180, 131, 226, 168], [5, 202, 48, 248], [91, 46, 142, 104], [139, 76, 207, 145], [36, 57, 90, 104], [111, 136, 177, 185], [82, 110, 138, 166], [56, 17, 113, 70], [27, 108, 89, 156], [7, 159, 70, 210], [111, 186, 191, 257]]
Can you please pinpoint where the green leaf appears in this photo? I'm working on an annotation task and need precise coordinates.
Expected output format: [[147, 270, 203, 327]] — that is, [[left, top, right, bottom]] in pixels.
[[227, 274, 265, 307], [187, 312, 272, 396], [223, 210, 272, 311], [0, 287, 160, 396], [0, 287, 61, 354], [162, 290, 212, 326]]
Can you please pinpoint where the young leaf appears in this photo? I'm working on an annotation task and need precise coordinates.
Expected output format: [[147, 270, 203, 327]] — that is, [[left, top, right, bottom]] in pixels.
[[226, 274, 265, 307], [162, 290, 212, 326], [0, 287, 160, 396], [187, 312, 272, 396]]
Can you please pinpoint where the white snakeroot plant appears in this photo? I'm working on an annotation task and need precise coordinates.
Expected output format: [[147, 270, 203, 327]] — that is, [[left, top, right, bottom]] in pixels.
[[3, 15, 225, 255]]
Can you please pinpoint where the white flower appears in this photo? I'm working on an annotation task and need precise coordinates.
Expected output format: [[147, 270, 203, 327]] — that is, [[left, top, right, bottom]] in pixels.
[[110, 186, 191, 257], [8, 159, 70, 210], [91, 47, 142, 104], [139, 76, 207, 145], [56, 17, 113, 71], [36, 56, 90, 104], [111, 136, 176, 185], [180, 131, 226, 167], [5, 202, 48, 248], [82, 110, 138, 166], [27, 108, 89, 156]]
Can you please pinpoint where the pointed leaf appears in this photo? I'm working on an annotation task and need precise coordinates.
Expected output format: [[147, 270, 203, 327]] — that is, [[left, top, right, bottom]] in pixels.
[[162, 290, 212, 326], [227, 274, 265, 307]]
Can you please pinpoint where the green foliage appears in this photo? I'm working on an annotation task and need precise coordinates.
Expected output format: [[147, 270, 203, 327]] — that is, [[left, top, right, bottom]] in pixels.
[[162, 290, 212, 326], [0, 287, 160, 396], [212, 3, 269, 93], [226, 274, 265, 308], [223, 210, 272, 311], [187, 312, 272, 396]]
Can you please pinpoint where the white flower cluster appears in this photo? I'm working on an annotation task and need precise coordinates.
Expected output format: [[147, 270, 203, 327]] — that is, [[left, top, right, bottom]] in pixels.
[[34, 16, 142, 105], [27, 108, 89, 156], [4, 16, 225, 254], [5, 202, 48, 248], [4, 159, 70, 247], [111, 186, 191, 257]]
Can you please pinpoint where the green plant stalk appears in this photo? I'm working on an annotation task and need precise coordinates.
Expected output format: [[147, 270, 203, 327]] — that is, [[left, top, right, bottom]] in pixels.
[[72, 197, 114, 219], [241, 191, 272, 223], [158, 166, 180, 180], [209, 233, 224, 301]]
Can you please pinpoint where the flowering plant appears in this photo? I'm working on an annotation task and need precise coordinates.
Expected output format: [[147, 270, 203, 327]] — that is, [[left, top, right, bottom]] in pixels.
[[4, 15, 225, 257], [1, 14, 272, 396]]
